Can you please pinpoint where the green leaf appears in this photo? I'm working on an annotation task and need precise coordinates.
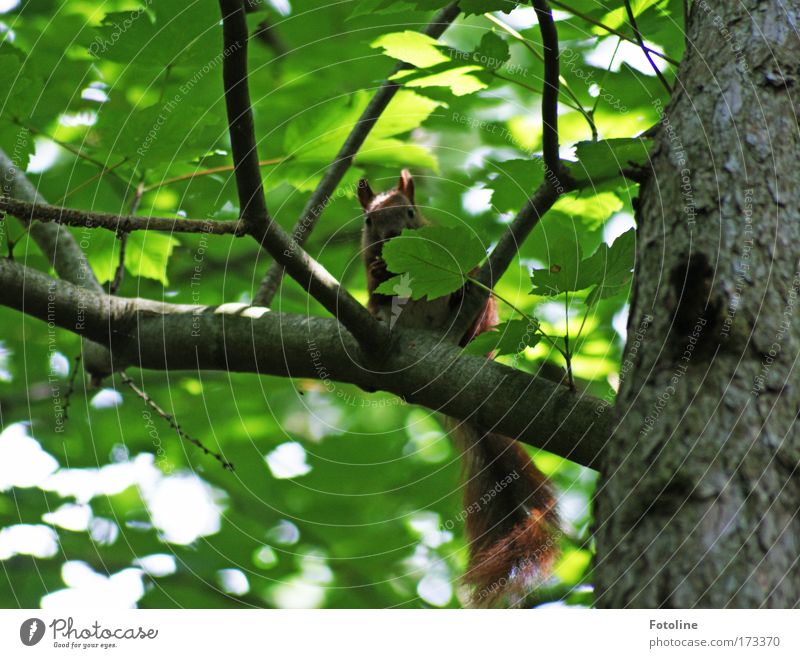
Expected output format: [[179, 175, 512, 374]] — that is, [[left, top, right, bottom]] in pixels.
[[374, 226, 486, 300], [600, 0, 663, 32], [125, 232, 179, 285], [391, 65, 487, 96], [553, 191, 624, 229], [568, 137, 653, 185], [583, 229, 635, 305], [463, 319, 541, 357], [283, 90, 444, 166], [470, 32, 510, 71], [371, 31, 450, 68], [530, 228, 635, 301], [0, 50, 37, 122], [0, 122, 35, 172], [91, 1, 220, 68], [353, 0, 464, 18], [530, 235, 585, 297], [94, 97, 226, 166], [355, 139, 439, 170], [487, 159, 546, 213], [460, 0, 519, 15]]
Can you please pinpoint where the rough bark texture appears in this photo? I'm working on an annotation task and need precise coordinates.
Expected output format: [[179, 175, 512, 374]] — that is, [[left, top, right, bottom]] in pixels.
[[595, 1, 800, 607]]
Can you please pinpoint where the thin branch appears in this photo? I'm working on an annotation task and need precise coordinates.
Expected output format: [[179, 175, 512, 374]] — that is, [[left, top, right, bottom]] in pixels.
[[17, 121, 132, 191], [111, 178, 146, 295], [466, 275, 567, 359], [61, 354, 82, 422], [623, 0, 672, 93], [120, 372, 234, 471], [0, 257, 609, 468], [549, 0, 680, 66], [590, 37, 622, 116], [533, 0, 566, 187], [563, 290, 575, 391], [218, 0, 385, 345], [485, 12, 597, 139], [490, 70, 583, 114], [0, 198, 246, 236], [253, 2, 462, 306], [218, 0, 272, 233], [57, 157, 130, 205]]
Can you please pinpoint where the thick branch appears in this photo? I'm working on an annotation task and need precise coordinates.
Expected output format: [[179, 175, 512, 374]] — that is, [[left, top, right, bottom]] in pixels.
[[0, 198, 246, 236], [0, 149, 111, 375], [217, 0, 385, 346], [254, 1, 462, 305], [0, 258, 609, 468]]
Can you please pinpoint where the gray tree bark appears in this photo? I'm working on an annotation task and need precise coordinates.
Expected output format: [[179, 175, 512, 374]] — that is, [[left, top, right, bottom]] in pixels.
[[595, 0, 800, 607]]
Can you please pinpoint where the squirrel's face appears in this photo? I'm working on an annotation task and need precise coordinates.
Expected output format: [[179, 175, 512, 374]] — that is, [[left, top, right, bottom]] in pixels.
[[358, 169, 424, 247]]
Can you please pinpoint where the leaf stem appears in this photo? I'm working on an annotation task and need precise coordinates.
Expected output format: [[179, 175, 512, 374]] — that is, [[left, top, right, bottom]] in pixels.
[[141, 157, 288, 193], [466, 275, 567, 359], [564, 290, 576, 391]]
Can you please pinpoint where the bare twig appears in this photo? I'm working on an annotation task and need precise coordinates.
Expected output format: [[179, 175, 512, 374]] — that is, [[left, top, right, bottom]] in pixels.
[[120, 372, 234, 471], [253, 2, 462, 305], [61, 354, 82, 422], [563, 291, 576, 391], [218, 0, 385, 344], [623, 0, 672, 93], [0, 198, 245, 235], [111, 179, 146, 295]]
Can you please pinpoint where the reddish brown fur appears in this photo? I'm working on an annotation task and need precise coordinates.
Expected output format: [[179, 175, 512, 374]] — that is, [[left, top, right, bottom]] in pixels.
[[359, 171, 560, 607]]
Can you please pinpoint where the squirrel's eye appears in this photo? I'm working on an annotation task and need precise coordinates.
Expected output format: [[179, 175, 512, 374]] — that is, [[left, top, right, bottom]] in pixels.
[[407, 208, 415, 219], [365, 215, 372, 226]]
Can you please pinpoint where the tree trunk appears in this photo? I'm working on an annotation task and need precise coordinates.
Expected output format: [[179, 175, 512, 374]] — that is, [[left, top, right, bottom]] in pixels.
[[595, 0, 800, 607]]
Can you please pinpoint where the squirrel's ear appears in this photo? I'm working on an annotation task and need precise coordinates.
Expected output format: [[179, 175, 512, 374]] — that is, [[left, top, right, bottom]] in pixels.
[[398, 169, 415, 205], [357, 178, 375, 210]]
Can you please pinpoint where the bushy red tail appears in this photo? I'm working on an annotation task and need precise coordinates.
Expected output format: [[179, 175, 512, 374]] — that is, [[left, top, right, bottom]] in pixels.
[[453, 423, 560, 607]]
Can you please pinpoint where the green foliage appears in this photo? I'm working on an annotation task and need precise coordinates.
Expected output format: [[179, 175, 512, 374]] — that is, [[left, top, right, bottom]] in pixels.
[[371, 31, 450, 68], [283, 89, 444, 172], [530, 228, 635, 302], [463, 319, 541, 357], [375, 226, 486, 300], [569, 138, 654, 185], [0, 0, 686, 609]]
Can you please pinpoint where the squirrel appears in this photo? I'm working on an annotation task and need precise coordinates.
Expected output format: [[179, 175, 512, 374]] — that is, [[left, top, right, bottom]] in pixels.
[[358, 170, 560, 606]]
